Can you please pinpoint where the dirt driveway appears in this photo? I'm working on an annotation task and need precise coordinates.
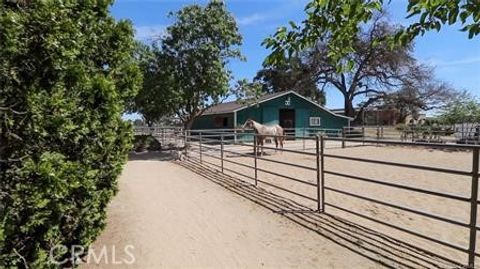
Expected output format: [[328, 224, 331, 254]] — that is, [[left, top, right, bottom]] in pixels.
[[82, 151, 460, 268]]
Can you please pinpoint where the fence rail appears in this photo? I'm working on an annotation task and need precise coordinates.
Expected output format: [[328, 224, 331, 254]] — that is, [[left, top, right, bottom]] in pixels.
[[134, 124, 480, 146], [180, 130, 480, 268]]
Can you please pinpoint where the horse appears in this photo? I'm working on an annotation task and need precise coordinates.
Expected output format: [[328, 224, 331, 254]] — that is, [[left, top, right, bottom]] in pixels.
[[242, 119, 285, 156]]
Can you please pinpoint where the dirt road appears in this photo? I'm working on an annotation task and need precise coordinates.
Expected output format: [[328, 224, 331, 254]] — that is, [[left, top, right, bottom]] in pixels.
[[82, 152, 382, 269]]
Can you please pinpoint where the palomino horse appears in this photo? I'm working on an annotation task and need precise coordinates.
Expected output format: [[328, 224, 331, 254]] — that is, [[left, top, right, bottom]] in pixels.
[[242, 119, 285, 156]]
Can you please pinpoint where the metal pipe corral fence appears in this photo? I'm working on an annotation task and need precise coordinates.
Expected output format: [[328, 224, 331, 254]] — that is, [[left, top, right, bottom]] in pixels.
[[177, 128, 480, 268]]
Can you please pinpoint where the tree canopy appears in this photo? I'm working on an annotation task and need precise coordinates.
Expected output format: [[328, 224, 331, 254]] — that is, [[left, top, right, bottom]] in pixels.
[[263, 0, 480, 69], [129, 42, 169, 126], [261, 1, 469, 121], [0, 1, 141, 267], [132, 0, 242, 128], [264, 12, 455, 120], [439, 94, 480, 124], [254, 56, 326, 105]]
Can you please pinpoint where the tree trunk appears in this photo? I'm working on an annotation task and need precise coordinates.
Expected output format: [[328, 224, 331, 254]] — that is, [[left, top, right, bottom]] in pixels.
[[184, 118, 194, 130], [344, 99, 355, 118]]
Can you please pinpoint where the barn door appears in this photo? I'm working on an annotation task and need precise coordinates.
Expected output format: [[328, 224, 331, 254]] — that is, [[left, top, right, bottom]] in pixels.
[[279, 109, 295, 139]]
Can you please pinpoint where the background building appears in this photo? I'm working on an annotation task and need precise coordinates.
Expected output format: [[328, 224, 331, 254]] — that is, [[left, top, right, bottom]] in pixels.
[[192, 91, 351, 136]]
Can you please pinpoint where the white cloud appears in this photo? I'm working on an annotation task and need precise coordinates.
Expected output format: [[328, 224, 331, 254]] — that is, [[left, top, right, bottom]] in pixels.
[[237, 13, 268, 26], [135, 25, 166, 41], [424, 56, 480, 68]]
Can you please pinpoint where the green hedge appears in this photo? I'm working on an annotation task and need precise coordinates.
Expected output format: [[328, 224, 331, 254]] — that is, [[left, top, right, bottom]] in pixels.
[[0, 1, 141, 268]]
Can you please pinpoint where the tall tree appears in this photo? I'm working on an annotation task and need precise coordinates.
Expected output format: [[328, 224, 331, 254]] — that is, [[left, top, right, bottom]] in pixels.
[[139, 0, 242, 129], [0, 1, 141, 267], [438, 94, 480, 140], [380, 77, 456, 122], [267, 13, 449, 120], [130, 42, 172, 126], [263, 0, 480, 70], [264, 10, 459, 120], [439, 94, 480, 124], [254, 56, 326, 105]]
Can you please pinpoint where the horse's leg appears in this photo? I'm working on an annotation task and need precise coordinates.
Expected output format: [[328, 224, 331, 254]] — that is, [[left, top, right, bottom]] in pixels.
[[274, 137, 278, 152], [260, 138, 264, 156], [257, 138, 261, 156], [258, 137, 261, 156], [258, 138, 262, 156]]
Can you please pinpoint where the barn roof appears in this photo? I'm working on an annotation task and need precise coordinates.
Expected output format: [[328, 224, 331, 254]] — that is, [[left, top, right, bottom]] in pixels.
[[203, 90, 353, 120], [202, 91, 287, 115]]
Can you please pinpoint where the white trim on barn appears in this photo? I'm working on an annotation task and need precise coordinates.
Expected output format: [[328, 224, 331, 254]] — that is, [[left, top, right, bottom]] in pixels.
[[231, 90, 353, 121], [309, 117, 321, 126]]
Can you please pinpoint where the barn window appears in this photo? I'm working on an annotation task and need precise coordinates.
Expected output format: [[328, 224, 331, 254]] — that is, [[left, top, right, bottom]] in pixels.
[[309, 117, 321, 126]]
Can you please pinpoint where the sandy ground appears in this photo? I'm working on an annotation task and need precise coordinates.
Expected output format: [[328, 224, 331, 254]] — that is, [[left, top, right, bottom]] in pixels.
[[81, 151, 389, 269], [187, 139, 477, 268]]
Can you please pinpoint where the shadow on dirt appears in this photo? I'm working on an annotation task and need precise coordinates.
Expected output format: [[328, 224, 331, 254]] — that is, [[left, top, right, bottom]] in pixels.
[[176, 159, 463, 269]]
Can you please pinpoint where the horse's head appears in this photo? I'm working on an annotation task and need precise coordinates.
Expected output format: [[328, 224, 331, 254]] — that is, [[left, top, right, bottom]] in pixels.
[[241, 119, 254, 131]]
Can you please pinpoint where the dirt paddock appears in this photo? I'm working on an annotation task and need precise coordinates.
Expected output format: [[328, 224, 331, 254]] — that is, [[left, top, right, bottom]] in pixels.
[[84, 139, 478, 268], [189, 139, 477, 267]]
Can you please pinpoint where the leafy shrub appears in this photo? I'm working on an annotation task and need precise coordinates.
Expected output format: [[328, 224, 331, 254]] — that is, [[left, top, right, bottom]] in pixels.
[[0, 1, 141, 268]]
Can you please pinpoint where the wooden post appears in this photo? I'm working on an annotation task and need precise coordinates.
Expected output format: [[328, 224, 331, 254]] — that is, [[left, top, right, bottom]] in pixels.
[[342, 127, 346, 149], [468, 147, 479, 268]]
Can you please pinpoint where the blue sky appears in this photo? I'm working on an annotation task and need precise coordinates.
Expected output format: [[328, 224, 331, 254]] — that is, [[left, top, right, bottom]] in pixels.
[[112, 0, 480, 111]]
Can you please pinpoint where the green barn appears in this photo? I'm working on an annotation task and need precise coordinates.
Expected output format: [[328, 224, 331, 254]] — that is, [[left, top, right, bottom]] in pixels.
[[191, 91, 352, 136]]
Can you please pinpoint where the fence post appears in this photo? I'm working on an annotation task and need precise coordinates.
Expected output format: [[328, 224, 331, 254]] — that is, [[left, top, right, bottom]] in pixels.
[[184, 129, 188, 157], [478, 126, 480, 145], [199, 132, 203, 163], [468, 147, 479, 268], [220, 134, 224, 173], [303, 126, 306, 151], [320, 135, 325, 212], [376, 126, 380, 146], [254, 135, 258, 186], [342, 127, 346, 149], [316, 135, 321, 212], [362, 126, 365, 145]]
